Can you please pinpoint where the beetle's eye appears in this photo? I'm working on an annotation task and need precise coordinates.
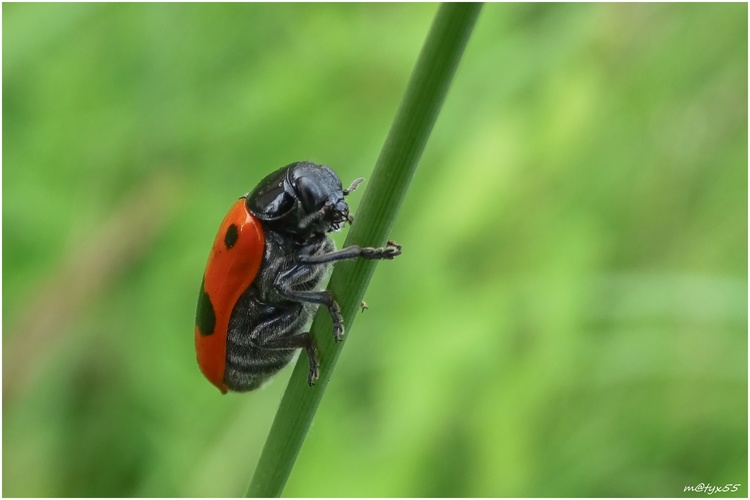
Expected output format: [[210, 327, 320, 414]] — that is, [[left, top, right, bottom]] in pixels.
[[294, 176, 325, 213]]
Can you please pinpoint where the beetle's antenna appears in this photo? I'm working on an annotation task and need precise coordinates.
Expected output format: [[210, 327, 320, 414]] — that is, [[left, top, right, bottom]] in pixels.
[[343, 177, 364, 196]]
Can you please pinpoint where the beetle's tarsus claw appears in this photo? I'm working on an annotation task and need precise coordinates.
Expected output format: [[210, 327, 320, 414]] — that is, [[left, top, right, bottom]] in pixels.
[[333, 324, 345, 342]]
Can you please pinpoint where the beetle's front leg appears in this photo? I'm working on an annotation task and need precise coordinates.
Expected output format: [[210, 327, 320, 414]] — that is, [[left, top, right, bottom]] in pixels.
[[298, 240, 402, 265]]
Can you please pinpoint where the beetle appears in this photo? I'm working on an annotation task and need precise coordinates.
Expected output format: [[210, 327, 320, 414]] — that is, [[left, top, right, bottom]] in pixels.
[[195, 161, 401, 393]]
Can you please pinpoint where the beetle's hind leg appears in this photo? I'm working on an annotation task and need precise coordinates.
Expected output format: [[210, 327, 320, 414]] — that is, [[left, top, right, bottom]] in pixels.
[[261, 333, 319, 385], [226, 296, 320, 390]]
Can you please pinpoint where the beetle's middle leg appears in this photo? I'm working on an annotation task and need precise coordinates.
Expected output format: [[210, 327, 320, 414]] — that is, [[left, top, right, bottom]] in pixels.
[[275, 265, 345, 341]]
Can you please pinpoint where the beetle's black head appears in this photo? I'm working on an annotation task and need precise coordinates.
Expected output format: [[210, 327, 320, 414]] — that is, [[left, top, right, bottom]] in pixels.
[[246, 161, 352, 240]]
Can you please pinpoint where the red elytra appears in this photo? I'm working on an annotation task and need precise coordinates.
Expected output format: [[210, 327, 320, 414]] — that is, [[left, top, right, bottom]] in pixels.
[[194, 198, 264, 394]]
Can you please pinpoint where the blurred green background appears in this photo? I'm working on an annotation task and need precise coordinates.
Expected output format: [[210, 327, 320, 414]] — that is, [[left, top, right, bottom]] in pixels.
[[3, 3, 747, 497]]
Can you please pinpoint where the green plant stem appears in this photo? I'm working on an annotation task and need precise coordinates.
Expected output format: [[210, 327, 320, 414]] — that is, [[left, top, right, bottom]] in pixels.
[[245, 3, 482, 497]]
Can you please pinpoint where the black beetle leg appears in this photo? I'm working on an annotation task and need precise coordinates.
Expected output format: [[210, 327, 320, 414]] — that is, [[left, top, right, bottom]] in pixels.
[[280, 287, 345, 342], [274, 265, 346, 341], [297, 204, 329, 232], [261, 333, 319, 385], [298, 240, 402, 265], [228, 301, 319, 386]]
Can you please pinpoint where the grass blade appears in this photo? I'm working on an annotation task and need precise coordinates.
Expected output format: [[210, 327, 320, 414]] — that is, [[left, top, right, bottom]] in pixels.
[[246, 4, 483, 497]]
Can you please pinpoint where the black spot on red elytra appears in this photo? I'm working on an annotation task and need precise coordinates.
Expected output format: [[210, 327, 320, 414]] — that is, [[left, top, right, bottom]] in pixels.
[[224, 224, 239, 249], [196, 277, 216, 336]]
